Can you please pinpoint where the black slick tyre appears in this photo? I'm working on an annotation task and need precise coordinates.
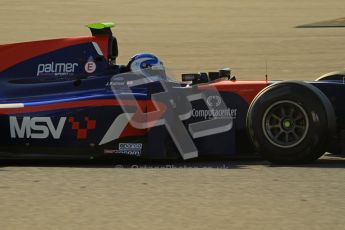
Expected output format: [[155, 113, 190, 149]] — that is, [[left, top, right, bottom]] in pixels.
[[246, 81, 336, 164]]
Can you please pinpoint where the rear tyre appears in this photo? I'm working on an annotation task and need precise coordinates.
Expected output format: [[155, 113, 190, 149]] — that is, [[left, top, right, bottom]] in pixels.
[[316, 71, 345, 81], [247, 81, 336, 164]]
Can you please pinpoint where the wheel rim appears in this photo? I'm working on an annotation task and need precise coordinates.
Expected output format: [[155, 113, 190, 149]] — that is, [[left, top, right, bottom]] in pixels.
[[262, 100, 309, 148]]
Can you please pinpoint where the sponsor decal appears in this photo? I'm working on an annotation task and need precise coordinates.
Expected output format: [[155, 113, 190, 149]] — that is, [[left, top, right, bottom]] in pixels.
[[106, 77, 125, 87], [68, 117, 96, 139], [119, 143, 142, 150], [192, 95, 237, 119], [206, 95, 222, 107], [84, 56, 97, 74], [10, 116, 66, 139], [115, 143, 142, 156], [191, 108, 237, 119], [9, 116, 96, 140], [84, 61, 96, 73], [37, 62, 79, 76]]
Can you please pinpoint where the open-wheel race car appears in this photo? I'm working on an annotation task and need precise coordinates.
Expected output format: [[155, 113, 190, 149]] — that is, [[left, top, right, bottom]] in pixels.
[[0, 22, 344, 164]]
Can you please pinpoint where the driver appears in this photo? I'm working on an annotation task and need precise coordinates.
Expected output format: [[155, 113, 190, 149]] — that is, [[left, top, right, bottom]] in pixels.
[[126, 53, 167, 79]]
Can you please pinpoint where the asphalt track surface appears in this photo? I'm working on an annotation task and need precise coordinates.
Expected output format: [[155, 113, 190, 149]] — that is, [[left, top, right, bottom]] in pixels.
[[1, 0, 345, 229]]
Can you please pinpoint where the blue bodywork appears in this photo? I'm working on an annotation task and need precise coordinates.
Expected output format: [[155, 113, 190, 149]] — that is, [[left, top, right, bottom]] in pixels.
[[1, 34, 345, 160]]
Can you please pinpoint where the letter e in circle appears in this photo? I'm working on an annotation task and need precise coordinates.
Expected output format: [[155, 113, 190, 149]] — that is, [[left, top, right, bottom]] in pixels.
[[85, 62, 96, 73]]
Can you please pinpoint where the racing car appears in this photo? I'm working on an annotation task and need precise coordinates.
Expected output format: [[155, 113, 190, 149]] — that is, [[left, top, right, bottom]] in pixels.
[[0, 22, 344, 164]]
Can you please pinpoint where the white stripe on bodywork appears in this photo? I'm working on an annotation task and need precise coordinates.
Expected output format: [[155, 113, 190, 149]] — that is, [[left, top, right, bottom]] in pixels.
[[99, 113, 134, 145], [92, 42, 104, 56], [0, 103, 24, 109]]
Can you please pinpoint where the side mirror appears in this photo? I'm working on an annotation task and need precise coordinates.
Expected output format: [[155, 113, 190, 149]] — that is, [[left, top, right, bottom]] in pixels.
[[209, 68, 232, 81], [182, 73, 200, 85], [219, 68, 231, 79]]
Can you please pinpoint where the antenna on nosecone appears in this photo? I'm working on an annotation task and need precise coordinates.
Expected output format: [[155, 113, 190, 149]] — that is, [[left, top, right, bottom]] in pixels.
[[265, 60, 268, 82]]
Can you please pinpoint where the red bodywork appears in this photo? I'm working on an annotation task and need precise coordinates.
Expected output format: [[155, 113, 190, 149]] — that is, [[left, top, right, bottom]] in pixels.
[[0, 35, 110, 72]]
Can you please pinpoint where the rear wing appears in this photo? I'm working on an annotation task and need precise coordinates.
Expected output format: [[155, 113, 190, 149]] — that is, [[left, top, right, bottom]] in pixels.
[[86, 22, 118, 61], [86, 22, 115, 36]]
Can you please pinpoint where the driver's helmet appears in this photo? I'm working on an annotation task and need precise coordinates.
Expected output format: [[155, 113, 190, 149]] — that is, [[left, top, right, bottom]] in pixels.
[[127, 53, 166, 78]]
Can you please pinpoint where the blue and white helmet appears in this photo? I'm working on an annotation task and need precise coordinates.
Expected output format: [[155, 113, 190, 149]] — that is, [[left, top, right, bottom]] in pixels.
[[128, 53, 165, 74]]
